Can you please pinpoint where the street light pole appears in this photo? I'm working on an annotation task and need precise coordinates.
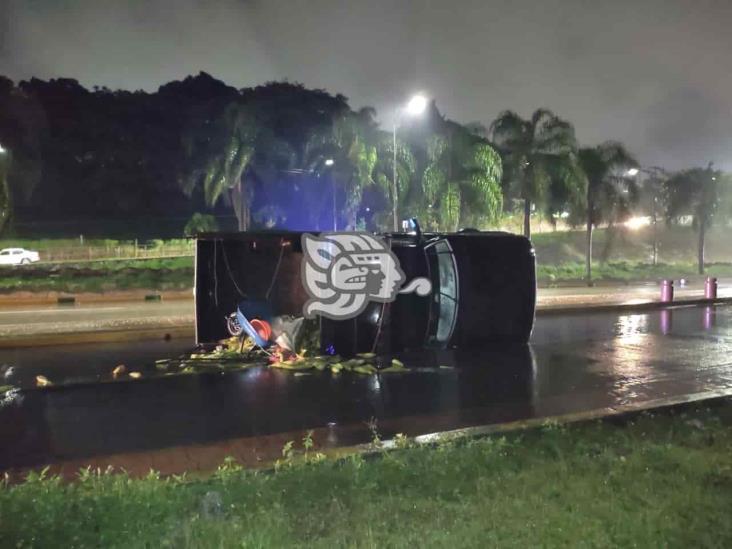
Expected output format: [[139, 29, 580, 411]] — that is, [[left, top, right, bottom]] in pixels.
[[628, 166, 666, 266], [392, 119, 398, 231], [652, 195, 658, 265], [325, 158, 336, 231], [391, 94, 428, 232], [333, 174, 337, 231]]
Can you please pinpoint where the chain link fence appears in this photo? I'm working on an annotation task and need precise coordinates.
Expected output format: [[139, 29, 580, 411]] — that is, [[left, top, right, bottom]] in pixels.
[[34, 240, 194, 263]]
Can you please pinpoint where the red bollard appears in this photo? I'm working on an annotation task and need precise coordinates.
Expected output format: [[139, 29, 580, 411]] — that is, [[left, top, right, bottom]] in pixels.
[[661, 279, 674, 303], [705, 277, 718, 300]]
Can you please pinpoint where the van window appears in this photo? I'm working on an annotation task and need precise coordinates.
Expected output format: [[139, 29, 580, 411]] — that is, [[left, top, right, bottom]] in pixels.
[[424, 239, 459, 346]]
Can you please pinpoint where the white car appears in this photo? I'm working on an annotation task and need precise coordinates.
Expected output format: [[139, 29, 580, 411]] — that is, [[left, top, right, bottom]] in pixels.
[[0, 248, 40, 265]]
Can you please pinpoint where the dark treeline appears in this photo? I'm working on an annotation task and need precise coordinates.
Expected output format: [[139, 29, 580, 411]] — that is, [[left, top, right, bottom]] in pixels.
[[1, 72, 730, 277], [0, 72, 503, 238]]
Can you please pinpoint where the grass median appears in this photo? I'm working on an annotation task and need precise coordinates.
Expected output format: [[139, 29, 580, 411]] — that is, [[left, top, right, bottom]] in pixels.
[[1, 401, 730, 547], [537, 260, 732, 285], [0, 257, 193, 293]]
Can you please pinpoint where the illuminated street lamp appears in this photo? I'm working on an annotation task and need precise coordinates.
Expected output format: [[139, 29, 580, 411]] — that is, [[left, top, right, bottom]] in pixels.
[[628, 166, 668, 265], [405, 94, 428, 116], [325, 158, 336, 230], [392, 94, 428, 231]]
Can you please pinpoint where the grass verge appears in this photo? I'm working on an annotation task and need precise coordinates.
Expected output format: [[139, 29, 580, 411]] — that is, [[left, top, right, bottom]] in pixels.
[[537, 260, 732, 284], [1, 401, 730, 547], [0, 257, 193, 293]]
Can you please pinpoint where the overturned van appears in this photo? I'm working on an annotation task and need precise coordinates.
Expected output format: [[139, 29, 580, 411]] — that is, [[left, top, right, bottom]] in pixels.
[[194, 228, 536, 356]]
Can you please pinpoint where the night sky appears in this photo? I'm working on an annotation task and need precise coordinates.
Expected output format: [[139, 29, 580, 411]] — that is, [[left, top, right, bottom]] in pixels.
[[2, 0, 732, 170]]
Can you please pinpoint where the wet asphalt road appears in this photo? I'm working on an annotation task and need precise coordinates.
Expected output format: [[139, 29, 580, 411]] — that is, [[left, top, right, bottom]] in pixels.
[[538, 278, 732, 308], [1, 304, 732, 470], [0, 279, 728, 339], [0, 301, 193, 338]]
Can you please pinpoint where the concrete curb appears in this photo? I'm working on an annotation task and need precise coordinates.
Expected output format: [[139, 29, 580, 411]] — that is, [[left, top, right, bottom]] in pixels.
[[0, 289, 193, 307], [366, 389, 732, 450], [536, 296, 732, 316], [0, 325, 194, 349], [303, 390, 732, 469]]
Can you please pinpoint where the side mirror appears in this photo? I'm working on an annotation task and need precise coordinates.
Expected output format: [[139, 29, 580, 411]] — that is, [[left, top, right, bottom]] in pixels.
[[401, 218, 423, 241]]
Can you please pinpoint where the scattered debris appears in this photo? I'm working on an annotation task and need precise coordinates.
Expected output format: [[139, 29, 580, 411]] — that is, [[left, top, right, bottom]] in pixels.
[[0, 386, 21, 407], [123, 318, 416, 383], [1, 365, 15, 382], [35, 375, 52, 387], [379, 358, 408, 373]]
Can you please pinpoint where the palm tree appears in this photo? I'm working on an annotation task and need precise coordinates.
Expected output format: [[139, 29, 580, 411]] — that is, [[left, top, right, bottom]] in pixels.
[[304, 110, 378, 230], [665, 163, 729, 274], [543, 154, 587, 228], [420, 122, 503, 231], [577, 142, 638, 284], [490, 109, 578, 238], [180, 101, 258, 230]]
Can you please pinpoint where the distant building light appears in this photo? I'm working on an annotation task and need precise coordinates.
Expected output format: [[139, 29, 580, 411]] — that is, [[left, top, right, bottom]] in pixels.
[[625, 216, 651, 230], [324, 158, 334, 166], [626, 168, 640, 177]]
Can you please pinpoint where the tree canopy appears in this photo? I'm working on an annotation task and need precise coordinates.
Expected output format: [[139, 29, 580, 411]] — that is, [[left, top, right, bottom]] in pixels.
[[490, 108, 578, 237], [0, 72, 728, 242], [0, 73, 509, 237], [665, 164, 731, 273]]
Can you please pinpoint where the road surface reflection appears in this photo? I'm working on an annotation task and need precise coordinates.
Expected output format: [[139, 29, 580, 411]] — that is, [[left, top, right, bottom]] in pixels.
[[1, 304, 731, 470]]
